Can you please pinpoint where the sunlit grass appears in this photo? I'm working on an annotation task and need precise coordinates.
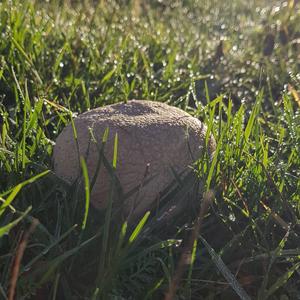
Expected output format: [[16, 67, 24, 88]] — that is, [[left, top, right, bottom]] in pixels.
[[0, 0, 299, 299]]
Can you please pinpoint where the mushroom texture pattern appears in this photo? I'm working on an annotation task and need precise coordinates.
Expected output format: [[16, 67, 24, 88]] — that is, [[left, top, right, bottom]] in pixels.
[[53, 100, 215, 220]]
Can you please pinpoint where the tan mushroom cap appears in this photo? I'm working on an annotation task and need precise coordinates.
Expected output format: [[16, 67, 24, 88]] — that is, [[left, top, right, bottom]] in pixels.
[[53, 100, 215, 219]]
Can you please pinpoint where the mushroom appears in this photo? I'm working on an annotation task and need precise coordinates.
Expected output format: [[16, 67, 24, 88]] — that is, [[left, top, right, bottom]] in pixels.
[[53, 100, 215, 220]]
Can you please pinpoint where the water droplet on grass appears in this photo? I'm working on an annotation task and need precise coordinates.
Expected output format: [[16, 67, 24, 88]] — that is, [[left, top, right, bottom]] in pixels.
[[229, 213, 236, 221]]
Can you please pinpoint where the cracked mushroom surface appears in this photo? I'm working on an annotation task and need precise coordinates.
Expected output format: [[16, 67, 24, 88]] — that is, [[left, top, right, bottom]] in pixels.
[[53, 100, 215, 219]]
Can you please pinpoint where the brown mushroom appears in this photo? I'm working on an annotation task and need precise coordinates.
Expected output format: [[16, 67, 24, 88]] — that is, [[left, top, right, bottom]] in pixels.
[[53, 100, 215, 219]]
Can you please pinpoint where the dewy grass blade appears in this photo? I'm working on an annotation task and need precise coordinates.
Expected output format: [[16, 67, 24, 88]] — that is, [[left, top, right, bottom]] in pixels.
[[0, 283, 6, 299], [0, 170, 50, 197], [0, 170, 50, 215], [89, 128, 107, 191], [0, 184, 22, 217], [21, 81, 28, 170], [67, 103, 82, 182], [80, 157, 90, 230], [94, 132, 122, 294], [96, 170, 116, 289], [100, 68, 116, 85], [53, 42, 69, 74], [81, 80, 91, 110], [258, 227, 291, 300], [116, 221, 128, 254], [206, 133, 221, 190], [263, 262, 300, 299], [128, 211, 150, 244], [52, 273, 60, 300], [113, 132, 118, 169], [185, 238, 197, 297], [38, 240, 90, 285], [91, 288, 100, 300], [244, 91, 262, 142], [11, 37, 42, 84], [26, 98, 43, 136], [21, 224, 78, 274], [123, 239, 181, 265], [200, 236, 251, 300], [0, 206, 32, 238], [11, 37, 33, 67], [35, 231, 103, 287], [145, 278, 164, 300]]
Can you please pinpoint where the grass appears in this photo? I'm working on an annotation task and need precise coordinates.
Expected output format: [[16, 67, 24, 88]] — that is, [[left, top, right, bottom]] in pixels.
[[0, 0, 300, 299]]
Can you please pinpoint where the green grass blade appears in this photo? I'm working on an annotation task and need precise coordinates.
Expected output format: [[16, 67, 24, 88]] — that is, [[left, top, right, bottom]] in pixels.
[[200, 236, 251, 300], [0, 206, 31, 238], [264, 262, 300, 299], [21, 224, 78, 274], [0, 184, 22, 216], [116, 221, 128, 254], [258, 228, 291, 299], [113, 132, 118, 169], [80, 157, 90, 230], [244, 91, 262, 142], [0, 170, 50, 213], [128, 211, 150, 244]]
